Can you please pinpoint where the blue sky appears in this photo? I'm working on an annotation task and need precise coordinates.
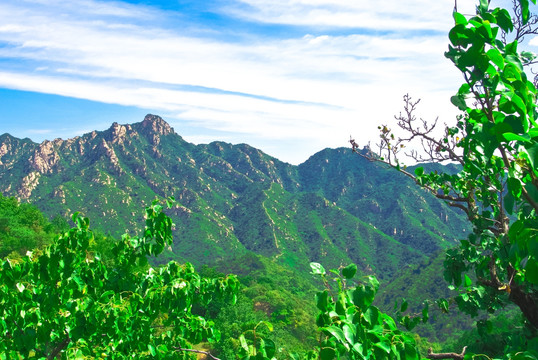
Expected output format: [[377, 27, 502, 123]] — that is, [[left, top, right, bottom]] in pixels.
[[0, 0, 534, 164]]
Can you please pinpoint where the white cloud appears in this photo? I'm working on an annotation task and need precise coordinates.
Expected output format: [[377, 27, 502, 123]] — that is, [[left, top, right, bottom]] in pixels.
[[0, 0, 481, 163], [224, 0, 472, 30]]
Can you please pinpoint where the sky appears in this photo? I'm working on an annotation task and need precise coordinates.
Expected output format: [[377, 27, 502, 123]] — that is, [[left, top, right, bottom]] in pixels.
[[0, 0, 535, 164]]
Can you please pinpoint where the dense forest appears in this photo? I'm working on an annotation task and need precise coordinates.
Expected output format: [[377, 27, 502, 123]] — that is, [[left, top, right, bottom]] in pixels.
[[2, 0, 538, 359]]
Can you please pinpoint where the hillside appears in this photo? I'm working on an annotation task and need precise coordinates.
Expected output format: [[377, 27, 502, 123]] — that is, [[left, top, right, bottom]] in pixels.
[[0, 114, 469, 282]]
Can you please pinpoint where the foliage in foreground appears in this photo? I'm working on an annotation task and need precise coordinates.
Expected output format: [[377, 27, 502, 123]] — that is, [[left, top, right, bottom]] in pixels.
[[0, 195, 424, 359], [0, 199, 239, 359], [351, 0, 538, 358], [309, 262, 421, 360]]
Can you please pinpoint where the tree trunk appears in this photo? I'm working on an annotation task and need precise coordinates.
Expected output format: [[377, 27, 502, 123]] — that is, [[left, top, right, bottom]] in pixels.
[[510, 285, 538, 330]]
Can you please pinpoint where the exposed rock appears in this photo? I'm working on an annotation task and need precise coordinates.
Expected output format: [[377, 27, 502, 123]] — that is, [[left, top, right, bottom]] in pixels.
[[29, 141, 60, 174], [0, 142, 8, 165], [18, 171, 40, 199], [142, 114, 174, 135], [53, 186, 66, 204], [97, 139, 123, 175], [139, 114, 174, 145]]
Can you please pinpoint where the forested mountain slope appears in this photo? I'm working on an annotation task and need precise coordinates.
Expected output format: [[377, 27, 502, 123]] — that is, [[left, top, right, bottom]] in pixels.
[[0, 115, 469, 281]]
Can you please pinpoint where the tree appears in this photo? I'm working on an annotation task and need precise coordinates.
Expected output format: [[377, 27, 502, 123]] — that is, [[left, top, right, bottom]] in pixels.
[[0, 199, 239, 359], [309, 262, 422, 360], [351, 0, 538, 357], [234, 262, 423, 360], [0, 194, 55, 258]]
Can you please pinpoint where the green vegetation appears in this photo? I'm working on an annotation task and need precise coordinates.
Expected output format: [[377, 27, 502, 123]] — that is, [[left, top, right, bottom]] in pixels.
[[0, 194, 57, 258], [307, 262, 422, 360], [2, 0, 538, 359], [0, 199, 240, 359], [353, 0, 538, 357], [0, 117, 470, 279]]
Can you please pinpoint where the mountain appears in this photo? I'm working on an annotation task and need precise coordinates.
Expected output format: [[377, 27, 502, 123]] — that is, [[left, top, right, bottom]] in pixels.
[[0, 114, 469, 281]]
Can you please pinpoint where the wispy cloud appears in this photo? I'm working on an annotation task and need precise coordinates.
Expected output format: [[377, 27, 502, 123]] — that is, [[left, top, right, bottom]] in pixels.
[[0, 0, 489, 163], [222, 0, 482, 32]]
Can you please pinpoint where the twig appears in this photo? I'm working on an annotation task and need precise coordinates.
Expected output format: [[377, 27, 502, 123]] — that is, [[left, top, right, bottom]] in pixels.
[[427, 346, 467, 360], [47, 336, 71, 360], [173, 346, 222, 360]]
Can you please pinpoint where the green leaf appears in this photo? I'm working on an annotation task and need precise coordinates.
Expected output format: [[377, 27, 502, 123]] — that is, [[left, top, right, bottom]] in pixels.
[[400, 298, 408, 312], [503, 63, 522, 83], [525, 256, 538, 284], [493, 8, 513, 32], [363, 306, 380, 327], [255, 320, 273, 332], [351, 278, 378, 311], [504, 192, 515, 215], [148, 344, 156, 356], [320, 347, 336, 360], [366, 276, 379, 292], [453, 12, 468, 26], [352, 343, 364, 355], [451, 95, 468, 111], [404, 342, 419, 360], [520, 0, 530, 23], [342, 324, 355, 344], [524, 143, 538, 169], [323, 325, 348, 348], [310, 262, 326, 276], [449, 24, 473, 47], [342, 263, 357, 279], [316, 290, 330, 311], [502, 132, 531, 143], [373, 341, 391, 354], [15, 283, 25, 293], [239, 334, 249, 352], [75, 349, 85, 360], [529, 237, 538, 258], [487, 48, 504, 69], [437, 298, 449, 313], [508, 177, 523, 198], [422, 303, 429, 323], [479, 0, 489, 13], [264, 339, 276, 358], [464, 274, 472, 287]]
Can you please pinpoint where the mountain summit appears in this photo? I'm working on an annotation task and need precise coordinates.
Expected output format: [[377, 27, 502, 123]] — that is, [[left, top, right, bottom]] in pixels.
[[0, 115, 468, 279], [140, 114, 174, 135]]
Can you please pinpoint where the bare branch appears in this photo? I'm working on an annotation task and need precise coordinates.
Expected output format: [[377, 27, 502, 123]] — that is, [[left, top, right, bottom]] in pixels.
[[173, 346, 222, 360], [427, 346, 467, 360], [391, 95, 464, 165], [511, 0, 538, 43], [350, 139, 470, 214], [47, 336, 70, 360]]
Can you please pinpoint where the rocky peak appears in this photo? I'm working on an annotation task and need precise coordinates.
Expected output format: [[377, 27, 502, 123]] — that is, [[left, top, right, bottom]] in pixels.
[[141, 114, 174, 136], [0, 134, 37, 166], [106, 122, 132, 144], [138, 114, 174, 145], [0, 134, 16, 165]]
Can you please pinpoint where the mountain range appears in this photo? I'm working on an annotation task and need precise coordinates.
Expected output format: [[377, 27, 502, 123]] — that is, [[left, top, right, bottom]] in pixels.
[[0, 114, 469, 283]]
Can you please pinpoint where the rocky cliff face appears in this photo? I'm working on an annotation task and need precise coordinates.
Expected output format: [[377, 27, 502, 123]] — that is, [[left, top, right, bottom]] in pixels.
[[0, 114, 469, 279]]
